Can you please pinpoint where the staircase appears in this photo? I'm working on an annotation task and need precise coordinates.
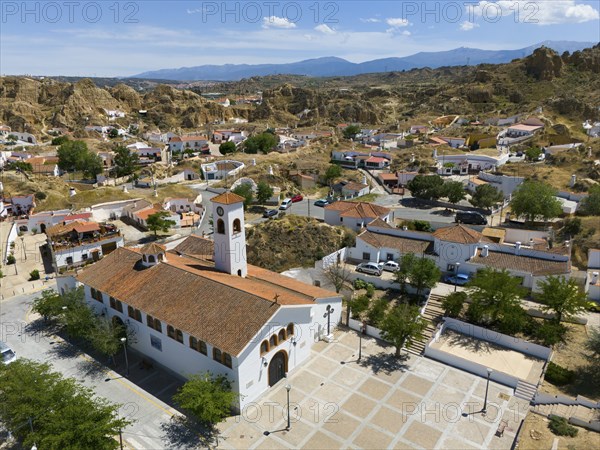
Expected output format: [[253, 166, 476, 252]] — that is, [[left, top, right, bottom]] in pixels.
[[533, 403, 598, 422], [407, 294, 445, 356], [514, 380, 538, 402]]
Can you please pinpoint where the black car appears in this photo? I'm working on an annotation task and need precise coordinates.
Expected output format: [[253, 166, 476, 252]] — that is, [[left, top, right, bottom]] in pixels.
[[455, 211, 487, 225], [263, 209, 278, 218]]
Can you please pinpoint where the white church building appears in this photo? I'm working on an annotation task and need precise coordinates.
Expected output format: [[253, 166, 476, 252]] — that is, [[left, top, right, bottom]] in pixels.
[[61, 192, 342, 410]]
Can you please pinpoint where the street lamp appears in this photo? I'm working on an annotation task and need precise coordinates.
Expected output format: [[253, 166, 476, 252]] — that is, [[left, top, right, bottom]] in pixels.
[[482, 368, 493, 415], [454, 262, 461, 292], [120, 337, 129, 378], [358, 321, 367, 362], [285, 384, 292, 430], [20, 236, 26, 261], [323, 305, 335, 337]]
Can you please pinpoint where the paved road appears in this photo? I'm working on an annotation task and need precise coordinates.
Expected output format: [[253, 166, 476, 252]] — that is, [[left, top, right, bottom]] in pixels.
[[0, 292, 195, 450]]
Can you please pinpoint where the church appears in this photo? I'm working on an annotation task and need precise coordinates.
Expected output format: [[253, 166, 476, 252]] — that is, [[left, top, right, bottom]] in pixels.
[[62, 192, 342, 409]]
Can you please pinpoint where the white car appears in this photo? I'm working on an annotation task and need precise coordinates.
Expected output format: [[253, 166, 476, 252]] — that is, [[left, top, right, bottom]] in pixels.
[[382, 261, 400, 272], [279, 198, 292, 210], [0, 341, 17, 365]]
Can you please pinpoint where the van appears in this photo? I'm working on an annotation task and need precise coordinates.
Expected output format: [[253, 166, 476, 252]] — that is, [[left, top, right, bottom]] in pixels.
[[455, 211, 487, 225], [279, 198, 292, 210], [0, 341, 17, 365]]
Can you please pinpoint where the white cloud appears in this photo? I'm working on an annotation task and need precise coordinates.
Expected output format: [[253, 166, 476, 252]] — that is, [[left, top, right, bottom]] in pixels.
[[314, 24, 336, 35], [460, 21, 480, 31], [468, 0, 599, 25], [261, 16, 297, 29], [402, 30, 412, 36], [386, 17, 410, 27], [361, 18, 381, 23]]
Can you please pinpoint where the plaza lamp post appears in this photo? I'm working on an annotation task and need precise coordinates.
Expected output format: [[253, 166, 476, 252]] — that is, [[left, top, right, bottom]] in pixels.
[[323, 305, 334, 336], [121, 337, 129, 378], [482, 368, 493, 416], [358, 321, 367, 362], [285, 384, 292, 431]]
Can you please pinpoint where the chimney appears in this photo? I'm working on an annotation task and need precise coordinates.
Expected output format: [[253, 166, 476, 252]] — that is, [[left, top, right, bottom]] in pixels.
[[481, 245, 489, 257], [529, 238, 534, 247], [570, 174, 576, 188], [591, 272, 599, 285], [515, 241, 521, 254]]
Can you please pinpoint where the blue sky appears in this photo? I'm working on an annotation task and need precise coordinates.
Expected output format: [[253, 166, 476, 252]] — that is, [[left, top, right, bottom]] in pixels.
[[1, 1, 599, 76]]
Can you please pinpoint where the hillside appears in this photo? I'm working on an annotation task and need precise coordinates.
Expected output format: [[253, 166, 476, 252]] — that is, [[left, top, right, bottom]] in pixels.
[[2, 45, 599, 137], [245, 215, 355, 272]]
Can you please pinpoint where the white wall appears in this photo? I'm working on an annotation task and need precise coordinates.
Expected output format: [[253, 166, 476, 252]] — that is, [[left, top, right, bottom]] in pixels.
[[54, 236, 124, 268], [91, 199, 144, 222]]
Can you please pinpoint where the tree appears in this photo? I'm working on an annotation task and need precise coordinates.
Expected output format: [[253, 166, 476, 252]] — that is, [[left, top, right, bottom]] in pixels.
[[174, 372, 237, 425], [113, 145, 139, 177], [409, 257, 441, 297], [244, 132, 277, 154], [407, 175, 444, 200], [256, 181, 274, 204], [524, 146, 542, 161], [82, 151, 104, 180], [324, 259, 352, 294], [443, 181, 466, 206], [29, 269, 40, 281], [108, 128, 119, 138], [537, 276, 588, 324], [146, 211, 176, 237], [90, 318, 126, 367], [9, 160, 33, 172], [219, 141, 236, 155], [342, 124, 361, 140], [442, 291, 467, 318], [347, 294, 370, 320], [470, 184, 504, 209], [324, 164, 342, 183], [51, 135, 69, 146], [510, 180, 562, 222], [57, 140, 89, 172], [232, 184, 254, 209], [580, 185, 600, 216], [560, 217, 582, 240], [585, 329, 600, 383], [395, 253, 417, 294], [467, 268, 527, 331], [0, 359, 131, 449], [32, 289, 65, 320], [379, 303, 428, 357]]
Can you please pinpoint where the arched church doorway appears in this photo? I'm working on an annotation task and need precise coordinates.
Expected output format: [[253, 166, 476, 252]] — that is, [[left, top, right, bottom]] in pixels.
[[268, 350, 288, 387]]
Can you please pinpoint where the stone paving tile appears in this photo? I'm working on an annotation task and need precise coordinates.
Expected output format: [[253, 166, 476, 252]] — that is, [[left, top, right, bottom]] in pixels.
[[429, 384, 468, 407], [322, 341, 357, 361], [306, 355, 343, 376], [273, 419, 315, 447], [288, 368, 326, 394], [341, 392, 378, 419], [410, 358, 446, 381], [437, 435, 479, 450], [253, 435, 290, 449], [224, 421, 265, 449], [400, 373, 434, 396], [322, 410, 362, 441], [370, 406, 408, 434], [312, 380, 351, 404], [453, 417, 494, 446], [385, 388, 422, 414], [403, 421, 442, 448], [441, 368, 476, 391], [392, 438, 418, 449], [352, 424, 394, 449], [302, 431, 344, 449], [335, 365, 367, 388], [358, 377, 393, 400]]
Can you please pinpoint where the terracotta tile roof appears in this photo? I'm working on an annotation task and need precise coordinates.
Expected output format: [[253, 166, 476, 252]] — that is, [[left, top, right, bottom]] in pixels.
[[366, 156, 387, 164], [141, 243, 166, 254], [343, 182, 368, 192], [73, 222, 100, 233], [433, 224, 486, 244], [135, 208, 160, 221], [77, 248, 281, 356], [211, 192, 245, 205], [378, 173, 398, 181], [325, 201, 390, 220], [469, 178, 489, 185], [47, 220, 99, 237], [123, 200, 153, 214], [174, 235, 214, 260], [368, 218, 394, 229], [358, 230, 432, 254], [471, 250, 569, 276]]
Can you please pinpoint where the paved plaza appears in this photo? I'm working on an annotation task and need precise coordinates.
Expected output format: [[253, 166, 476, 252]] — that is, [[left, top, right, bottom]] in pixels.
[[218, 329, 530, 449]]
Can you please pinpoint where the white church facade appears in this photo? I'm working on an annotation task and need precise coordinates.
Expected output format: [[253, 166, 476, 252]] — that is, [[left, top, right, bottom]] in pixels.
[[60, 192, 342, 410]]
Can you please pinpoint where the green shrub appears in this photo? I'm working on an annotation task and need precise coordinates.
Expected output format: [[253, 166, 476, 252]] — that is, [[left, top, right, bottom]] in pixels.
[[365, 283, 375, 298], [348, 295, 370, 319], [6, 254, 16, 265], [31, 227, 38, 235], [545, 362, 576, 386], [35, 191, 47, 200], [535, 321, 568, 346], [442, 292, 467, 318], [29, 269, 40, 281], [548, 416, 578, 437], [353, 279, 368, 290]]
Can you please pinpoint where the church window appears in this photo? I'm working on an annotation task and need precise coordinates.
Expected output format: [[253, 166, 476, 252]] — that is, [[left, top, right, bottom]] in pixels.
[[286, 323, 294, 336], [216, 219, 225, 234], [269, 335, 278, 348], [233, 218, 241, 233], [278, 329, 286, 342], [260, 340, 269, 355]]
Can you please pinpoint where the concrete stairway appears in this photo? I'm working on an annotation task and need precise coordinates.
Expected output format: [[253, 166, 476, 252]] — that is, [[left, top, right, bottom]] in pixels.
[[514, 380, 538, 402], [407, 294, 445, 356], [533, 403, 598, 422]]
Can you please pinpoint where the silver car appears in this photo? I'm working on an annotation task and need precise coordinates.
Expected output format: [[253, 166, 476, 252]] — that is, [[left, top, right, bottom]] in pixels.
[[0, 341, 17, 365], [356, 262, 382, 276], [382, 261, 400, 272]]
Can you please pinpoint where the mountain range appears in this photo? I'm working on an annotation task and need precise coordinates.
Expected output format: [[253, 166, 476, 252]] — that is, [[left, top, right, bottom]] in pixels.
[[131, 40, 596, 81]]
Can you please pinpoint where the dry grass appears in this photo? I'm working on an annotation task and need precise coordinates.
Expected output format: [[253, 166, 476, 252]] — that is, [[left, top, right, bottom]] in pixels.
[[518, 412, 599, 450]]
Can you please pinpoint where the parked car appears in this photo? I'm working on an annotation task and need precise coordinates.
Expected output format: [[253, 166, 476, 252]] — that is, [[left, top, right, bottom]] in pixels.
[[279, 198, 292, 210], [382, 261, 400, 272], [455, 211, 487, 225], [291, 194, 303, 203], [356, 262, 382, 276], [587, 301, 600, 312], [263, 209, 278, 218], [443, 273, 471, 286], [314, 199, 329, 207], [0, 341, 16, 365]]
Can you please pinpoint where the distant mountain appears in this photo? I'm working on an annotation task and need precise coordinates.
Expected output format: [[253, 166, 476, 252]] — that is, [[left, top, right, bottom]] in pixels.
[[133, 40, 596, 81]]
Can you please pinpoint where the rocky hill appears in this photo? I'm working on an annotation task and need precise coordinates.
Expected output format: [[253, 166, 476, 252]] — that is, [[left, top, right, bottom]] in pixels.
[[1, 44, 599, 135]]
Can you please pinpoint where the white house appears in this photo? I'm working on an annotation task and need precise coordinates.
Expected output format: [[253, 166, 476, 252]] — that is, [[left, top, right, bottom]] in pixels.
[[46, 221, 124, 271], [467, 172, 525, 199], [163, 197, 203, 215], [324, 201, 391, 232], [341, 182, 370, 198], [200, 160, 244, 181], [438, 136, 466, 148], [585, 249, 600, 302], [506, 123, 544, 138], [168, 135, 210, 153], [346, 220, 570, 293], [435, 152, 509, 175], [67, 191, 342, 411], [212, 130, 247, 145]]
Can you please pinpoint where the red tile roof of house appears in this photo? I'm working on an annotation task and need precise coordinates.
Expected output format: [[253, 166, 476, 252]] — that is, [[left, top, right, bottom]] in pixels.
[[325, 201, 390, 219], [432, 224, 486, 244], [366, 156, 387, 163]]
